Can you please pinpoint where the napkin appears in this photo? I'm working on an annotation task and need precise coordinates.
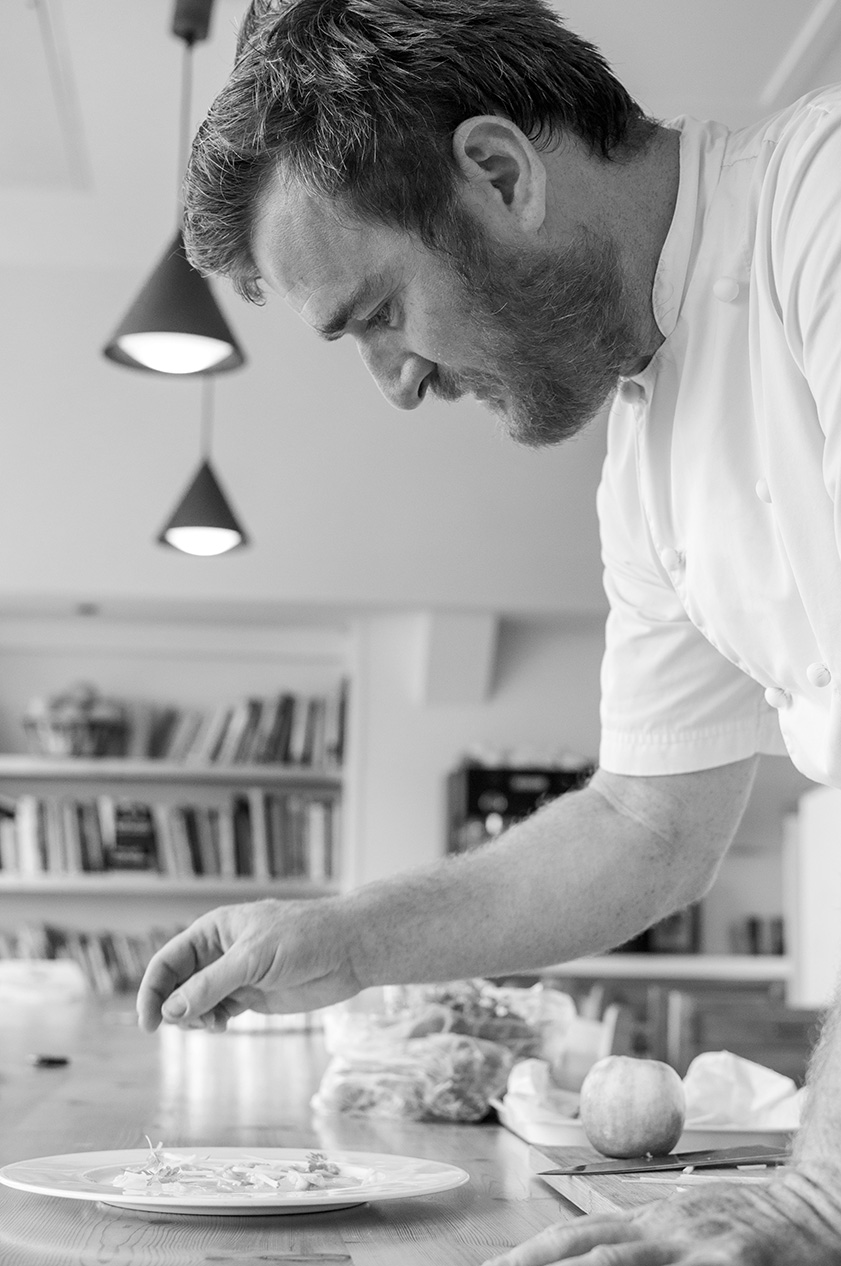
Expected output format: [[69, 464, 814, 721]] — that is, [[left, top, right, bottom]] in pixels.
[[682, 1050, 806, 1129], [0, 959, 88, 1004]]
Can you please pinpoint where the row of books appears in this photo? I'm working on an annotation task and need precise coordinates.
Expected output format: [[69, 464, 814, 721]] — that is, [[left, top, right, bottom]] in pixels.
[[0, 923, 182, 995], [0, 790, 341, 881], [139, 684, 348, 767]]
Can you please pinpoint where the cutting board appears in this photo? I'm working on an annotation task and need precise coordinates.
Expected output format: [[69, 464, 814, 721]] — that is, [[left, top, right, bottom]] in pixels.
[[529, 1145, 774, 1216]]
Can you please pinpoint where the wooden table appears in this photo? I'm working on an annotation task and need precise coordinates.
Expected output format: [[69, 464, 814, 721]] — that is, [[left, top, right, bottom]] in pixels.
[[0, 995, 581, 1266]]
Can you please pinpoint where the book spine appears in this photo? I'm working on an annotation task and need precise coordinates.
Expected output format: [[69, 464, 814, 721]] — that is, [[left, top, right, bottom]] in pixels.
[[247, 788, 271, 880]]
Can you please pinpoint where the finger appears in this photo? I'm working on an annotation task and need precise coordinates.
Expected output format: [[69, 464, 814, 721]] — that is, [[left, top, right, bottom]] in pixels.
[[136, 924, 218, 1031], [483, 1218, 640, 1265], [159, 949, 249, 1025], [557, 1245, 678, 1265]]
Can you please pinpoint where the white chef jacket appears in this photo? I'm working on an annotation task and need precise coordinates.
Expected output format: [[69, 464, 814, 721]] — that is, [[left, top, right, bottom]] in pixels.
[[597, 85, 841, 788]]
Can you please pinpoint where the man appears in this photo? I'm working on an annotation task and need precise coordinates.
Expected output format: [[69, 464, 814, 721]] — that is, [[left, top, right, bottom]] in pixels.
[[137, 0, 841, 1260]]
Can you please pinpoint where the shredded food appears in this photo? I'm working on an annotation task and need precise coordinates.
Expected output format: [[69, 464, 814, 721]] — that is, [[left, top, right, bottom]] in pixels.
[[111, 1139, 369, 1197]]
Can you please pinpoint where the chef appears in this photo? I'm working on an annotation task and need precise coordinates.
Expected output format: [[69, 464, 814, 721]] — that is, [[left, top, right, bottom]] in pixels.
[[138, 1, 841, 1260]]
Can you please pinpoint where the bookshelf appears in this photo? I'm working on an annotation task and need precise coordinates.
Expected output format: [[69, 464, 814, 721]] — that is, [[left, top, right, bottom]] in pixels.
[[0, 755, 344, 995]]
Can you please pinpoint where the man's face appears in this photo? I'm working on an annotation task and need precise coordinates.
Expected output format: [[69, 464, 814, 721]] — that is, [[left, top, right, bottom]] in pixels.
[[251, 173, 641, 447]]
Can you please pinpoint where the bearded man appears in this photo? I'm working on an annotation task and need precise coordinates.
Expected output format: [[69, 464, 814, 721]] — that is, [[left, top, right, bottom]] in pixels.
[[138, 2, 841, 1260]]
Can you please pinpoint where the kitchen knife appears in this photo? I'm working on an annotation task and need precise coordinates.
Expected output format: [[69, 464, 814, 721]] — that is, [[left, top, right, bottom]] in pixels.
[[539, 1144, 790, 1175]]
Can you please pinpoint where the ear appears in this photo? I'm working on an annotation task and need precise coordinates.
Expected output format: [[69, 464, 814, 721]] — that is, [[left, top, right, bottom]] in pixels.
[[452, 116, 546, 236]]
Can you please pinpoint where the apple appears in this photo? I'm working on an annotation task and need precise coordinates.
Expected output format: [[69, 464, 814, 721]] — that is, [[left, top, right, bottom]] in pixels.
[[579, 1055, 686, 1158]]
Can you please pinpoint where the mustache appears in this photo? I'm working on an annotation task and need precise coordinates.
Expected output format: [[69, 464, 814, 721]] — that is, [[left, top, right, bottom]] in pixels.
[[427, 364, 504, 407]]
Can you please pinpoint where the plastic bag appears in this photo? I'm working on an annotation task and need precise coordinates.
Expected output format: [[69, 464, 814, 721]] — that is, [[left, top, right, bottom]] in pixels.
[[382, 978, 574, 1062], [313, 1002, 514, 1122]]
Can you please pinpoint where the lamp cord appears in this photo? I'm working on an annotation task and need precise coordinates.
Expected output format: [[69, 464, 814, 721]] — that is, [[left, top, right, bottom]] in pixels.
[[176, 36, 195, 219], [200, 376, 214, 459]]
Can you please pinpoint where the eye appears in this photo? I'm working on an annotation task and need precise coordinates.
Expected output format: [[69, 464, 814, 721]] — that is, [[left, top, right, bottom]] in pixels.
[[364, 302, 394, 332]]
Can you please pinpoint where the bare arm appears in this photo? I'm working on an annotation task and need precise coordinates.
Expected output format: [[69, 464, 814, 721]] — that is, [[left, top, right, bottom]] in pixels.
[[344, 757, 757, 986], [137, 757, 755, 1031]]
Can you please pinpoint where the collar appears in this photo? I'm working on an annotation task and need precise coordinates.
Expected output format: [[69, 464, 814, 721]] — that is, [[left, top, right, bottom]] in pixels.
[[652, 116, 729, 340]]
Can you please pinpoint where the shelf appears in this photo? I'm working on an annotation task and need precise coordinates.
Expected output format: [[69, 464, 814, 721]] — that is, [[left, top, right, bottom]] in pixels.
[[0, 756, 341, 791], [537, 953, 792, 983], [0, 874, 338, 898]]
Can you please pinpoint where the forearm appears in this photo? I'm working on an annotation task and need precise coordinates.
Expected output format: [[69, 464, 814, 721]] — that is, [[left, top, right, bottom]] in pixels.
[[344, 765, 747, 989]]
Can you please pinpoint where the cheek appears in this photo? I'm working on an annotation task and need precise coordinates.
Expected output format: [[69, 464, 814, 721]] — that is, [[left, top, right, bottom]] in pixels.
[[416, 308, 484, 366]]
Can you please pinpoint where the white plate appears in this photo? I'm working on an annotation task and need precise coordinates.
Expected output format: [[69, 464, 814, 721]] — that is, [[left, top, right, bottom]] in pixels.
[[0, 1147, 470, 1216]]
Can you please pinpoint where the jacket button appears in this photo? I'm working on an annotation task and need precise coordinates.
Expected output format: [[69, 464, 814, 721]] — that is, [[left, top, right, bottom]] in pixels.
[[764, 686, 791, 709], [714, 277, 740, 302], [755, 477, 771, 503], [659, 547, 683, 572], [619, 379, 645, 405], [806, 662, 832, 688]]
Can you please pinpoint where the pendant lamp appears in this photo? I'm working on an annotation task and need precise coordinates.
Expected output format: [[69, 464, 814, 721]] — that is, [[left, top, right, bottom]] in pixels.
[[102, 0, 245, 375], [159, 377, 248, 555]]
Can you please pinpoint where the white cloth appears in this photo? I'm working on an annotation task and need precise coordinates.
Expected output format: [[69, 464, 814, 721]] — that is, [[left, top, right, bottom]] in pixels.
[[598, 86, 841, 787]]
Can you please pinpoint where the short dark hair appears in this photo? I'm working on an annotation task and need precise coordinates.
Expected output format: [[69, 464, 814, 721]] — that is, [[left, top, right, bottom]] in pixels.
[[183, 0, 655, 300]]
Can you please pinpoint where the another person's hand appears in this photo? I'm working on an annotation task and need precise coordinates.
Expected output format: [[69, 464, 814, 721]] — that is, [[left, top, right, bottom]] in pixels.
[[482, 1167, 841, 1264], [136, 897, 362, 1033]]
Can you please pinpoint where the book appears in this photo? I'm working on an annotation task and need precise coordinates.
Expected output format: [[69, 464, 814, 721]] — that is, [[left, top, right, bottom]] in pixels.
[[285, 794, 308, 878], [15, 796, 44, 875], [232, 796, 253, 877], [233, 699, 265, 764], [215, 700, 253, 766], [163, 710, 205, 763], [147, 708, 179, 759], [43, 798, 67, 873], [61, 799, 85, 873], [125, 702, 157, 760], [179, 807, 204, 874], [78, 800, 106, 871], [168, 807, 198, 877], [287, 696, 312, 766], [247, 788, 271, 880], [104, 801, 159, 871], [193, 805, 221, 875], [307, 799, 328, 881], [215, 799, 238, 879], [186, 705, 232, 765], [262, 694, 295, 764], [151, 803, 182, 878], [266, 793, 288, 877], [0, 817, 18, 871], [249, 698, 284, 764]]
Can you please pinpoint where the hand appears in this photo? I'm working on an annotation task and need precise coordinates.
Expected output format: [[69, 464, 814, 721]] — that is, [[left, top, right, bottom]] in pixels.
[[482, 1167, 841, 1264], [135, 897, 363, 1033]]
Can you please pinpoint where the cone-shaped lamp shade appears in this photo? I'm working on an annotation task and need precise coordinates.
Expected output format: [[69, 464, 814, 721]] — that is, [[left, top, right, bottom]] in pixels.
[[158, 459, 248, 555], [103, 232, 245, 375]]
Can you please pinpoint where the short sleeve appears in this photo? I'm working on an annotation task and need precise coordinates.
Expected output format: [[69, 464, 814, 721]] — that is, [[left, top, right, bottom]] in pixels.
[[771, 93, 841, 529], [596, 416, 785, 775]]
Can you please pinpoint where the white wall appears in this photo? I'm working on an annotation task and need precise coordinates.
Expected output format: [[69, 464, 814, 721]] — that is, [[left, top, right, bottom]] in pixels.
[[344, 614, 602, 888], [0, 262, 609, 620], [0, 614, 349, 754]]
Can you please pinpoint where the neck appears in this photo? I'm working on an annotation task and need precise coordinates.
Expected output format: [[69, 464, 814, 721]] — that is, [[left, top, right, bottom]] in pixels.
[[619, 125, 681, 368], [542, 123, 682, 371]]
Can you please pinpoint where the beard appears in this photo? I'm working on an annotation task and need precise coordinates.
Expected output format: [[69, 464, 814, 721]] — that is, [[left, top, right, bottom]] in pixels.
[[427, 211, 644, 448]]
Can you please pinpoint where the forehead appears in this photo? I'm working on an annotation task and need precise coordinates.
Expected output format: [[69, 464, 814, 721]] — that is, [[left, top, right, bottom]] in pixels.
[[251, 170, 413, 320]]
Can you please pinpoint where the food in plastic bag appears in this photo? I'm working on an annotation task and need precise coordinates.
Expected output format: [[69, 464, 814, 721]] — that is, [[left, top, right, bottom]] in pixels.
[[312, 1030, 513, 1122], [383, 978, 559, 1061]]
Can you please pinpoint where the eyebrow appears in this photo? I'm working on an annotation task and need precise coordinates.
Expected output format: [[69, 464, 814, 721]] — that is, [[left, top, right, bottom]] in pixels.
[[314, 272, 391, 341]]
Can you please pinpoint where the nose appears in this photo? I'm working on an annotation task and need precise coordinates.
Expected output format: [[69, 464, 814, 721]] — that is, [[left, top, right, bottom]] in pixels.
[[358, 341, 435, 410]]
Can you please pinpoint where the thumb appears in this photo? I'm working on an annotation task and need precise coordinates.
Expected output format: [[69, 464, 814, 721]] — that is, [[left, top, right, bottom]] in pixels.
[[161, 949, 246, 1023]]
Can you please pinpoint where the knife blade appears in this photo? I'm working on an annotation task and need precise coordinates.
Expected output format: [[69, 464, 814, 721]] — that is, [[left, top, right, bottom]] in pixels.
[[539, 1144, 789, 1176]]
